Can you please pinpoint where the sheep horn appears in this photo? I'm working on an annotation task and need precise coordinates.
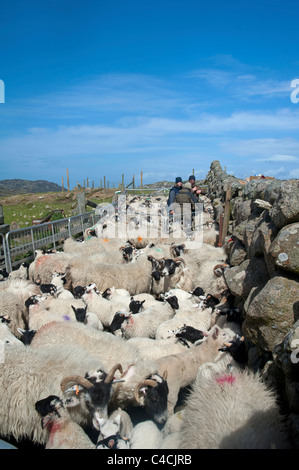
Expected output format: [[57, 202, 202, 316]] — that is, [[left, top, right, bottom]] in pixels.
[[173, 257, 186, 266], [134, 379, 158, 403], [213, 263, 229, 277], [60, 375, 94, 392], [104, 363, 123, 383]]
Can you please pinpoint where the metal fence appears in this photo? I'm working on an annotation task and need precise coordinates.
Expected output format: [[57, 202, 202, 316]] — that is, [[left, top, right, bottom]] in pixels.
[[2, 211, 102, 273], [0, 186, 171, 273]]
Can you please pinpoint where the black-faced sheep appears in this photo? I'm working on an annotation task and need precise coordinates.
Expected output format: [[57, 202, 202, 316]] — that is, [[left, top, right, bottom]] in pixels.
[[35, 395, 95, 449], [0, 341, 122, 445]]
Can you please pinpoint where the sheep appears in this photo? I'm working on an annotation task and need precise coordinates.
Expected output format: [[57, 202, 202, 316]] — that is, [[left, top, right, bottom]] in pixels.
[[177, 363, 290, 449], [82, 288, 130, 328], [35, 395, 95, 449], [28, 249, 77, 284], [126, 336, 194, 361], [64, 252, 158, 296], [0, 318, 25, 349], [129, 420, 163, 449], [154, 325, 237, 415], [50, 272, 74, 299], [0, 341, 123, 445], [30, 320, 169, 424], [0, 291, 28, 338], [8, 262, 29, 280], [155, 306, 215, 340], [120, 297, 178, 339], [0, 277, 41, 304], [96, 408, 132, 449]]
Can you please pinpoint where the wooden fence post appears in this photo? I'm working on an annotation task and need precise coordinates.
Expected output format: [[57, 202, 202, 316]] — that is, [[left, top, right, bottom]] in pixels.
[[104, 176, 106, 189], [133, 174, 135, 189], [140, 171, 143, 188], [220, 185, 231, 246], [66, 168, 70, 191], [61, 177, 64, 192]]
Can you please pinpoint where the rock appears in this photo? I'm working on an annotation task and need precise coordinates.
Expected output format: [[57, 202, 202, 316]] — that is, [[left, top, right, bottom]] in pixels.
[[228, 238, 247, 266], [224, 257, 269, 299], [243, 276, 299, 352], [269, 223, 299, 275], [269, 181, 299, 229]]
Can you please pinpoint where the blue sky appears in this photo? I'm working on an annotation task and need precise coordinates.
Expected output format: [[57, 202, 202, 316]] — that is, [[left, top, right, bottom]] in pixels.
[[0, 0, 299, 189]]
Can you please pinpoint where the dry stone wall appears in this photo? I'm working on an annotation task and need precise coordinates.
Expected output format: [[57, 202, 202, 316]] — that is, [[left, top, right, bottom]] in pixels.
[[204, 160, 299, 447]]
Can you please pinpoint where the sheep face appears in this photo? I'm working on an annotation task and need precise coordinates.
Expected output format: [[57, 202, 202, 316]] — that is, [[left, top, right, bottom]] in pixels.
[[135, 372, 169, 425]]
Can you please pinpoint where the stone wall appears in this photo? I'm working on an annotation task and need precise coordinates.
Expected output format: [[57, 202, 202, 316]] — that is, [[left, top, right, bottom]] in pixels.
[[204, 160, 299, 447]]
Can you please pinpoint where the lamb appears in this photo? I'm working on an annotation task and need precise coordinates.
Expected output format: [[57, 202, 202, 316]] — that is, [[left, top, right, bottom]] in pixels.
[[129, 420, 163, 449], [177, 363, 290, 449], [96, 408, 132, 449], [0, 341, 123, 445], [35, 395, 95, 449]]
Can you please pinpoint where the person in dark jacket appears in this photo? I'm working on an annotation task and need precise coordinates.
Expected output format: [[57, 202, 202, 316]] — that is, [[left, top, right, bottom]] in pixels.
[[167, 177, 183, 215]]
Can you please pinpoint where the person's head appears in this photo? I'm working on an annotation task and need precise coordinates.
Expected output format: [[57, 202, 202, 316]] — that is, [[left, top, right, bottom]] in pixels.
[[189, 175, 195, 183], [175, 177, 183, 186]]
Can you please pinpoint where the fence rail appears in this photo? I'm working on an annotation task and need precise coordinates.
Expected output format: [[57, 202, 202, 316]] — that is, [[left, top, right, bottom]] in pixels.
[[0, 186, 171, 273], [2, 211, 102, 273]]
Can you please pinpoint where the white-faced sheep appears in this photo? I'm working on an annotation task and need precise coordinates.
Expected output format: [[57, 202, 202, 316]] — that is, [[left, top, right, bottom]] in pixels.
[[0, 340, 123, 445], [96, 408, 132, 449], [177, 362, 290, 449]]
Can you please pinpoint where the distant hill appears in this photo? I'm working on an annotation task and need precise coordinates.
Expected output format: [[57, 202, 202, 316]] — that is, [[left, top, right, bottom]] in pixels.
[[0, 179, 66, 197]]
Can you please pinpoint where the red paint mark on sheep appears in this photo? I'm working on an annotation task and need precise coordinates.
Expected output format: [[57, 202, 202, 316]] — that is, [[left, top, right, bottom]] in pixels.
[[215, 374, 236, 385]]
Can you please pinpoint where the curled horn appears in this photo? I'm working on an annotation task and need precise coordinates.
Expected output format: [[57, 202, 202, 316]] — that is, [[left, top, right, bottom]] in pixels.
[[213, 263, 229, 277], [134, 379, 158, 404], [173, 257, 186, 266], [60, 375, 94, 392], [104, 363, 123, 383]]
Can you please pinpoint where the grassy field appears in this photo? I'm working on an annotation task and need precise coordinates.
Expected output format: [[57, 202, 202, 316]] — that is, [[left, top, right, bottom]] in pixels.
[[0, 188, 115, 229]]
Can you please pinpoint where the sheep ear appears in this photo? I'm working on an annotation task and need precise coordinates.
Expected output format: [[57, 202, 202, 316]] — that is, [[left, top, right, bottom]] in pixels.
[[113, 414, 121, 426], [212, 326, 219, 339]]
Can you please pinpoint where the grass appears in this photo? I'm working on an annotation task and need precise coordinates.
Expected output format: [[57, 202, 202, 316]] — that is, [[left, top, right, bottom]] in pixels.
[[0, 189, 114, 229]]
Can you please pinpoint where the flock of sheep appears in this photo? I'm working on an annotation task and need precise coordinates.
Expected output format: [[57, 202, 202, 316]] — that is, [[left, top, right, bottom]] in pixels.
[[0, 191, 290, 449]]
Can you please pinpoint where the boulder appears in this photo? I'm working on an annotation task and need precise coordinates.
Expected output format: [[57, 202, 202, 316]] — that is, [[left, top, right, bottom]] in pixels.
[[243, 276, 299, 352], [269, 223, 299, 276], [224, 257, 269, 299], [269, 181, 299, 229]]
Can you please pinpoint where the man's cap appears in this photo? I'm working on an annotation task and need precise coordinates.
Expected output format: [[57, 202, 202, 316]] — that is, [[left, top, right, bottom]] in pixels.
[[175, 177, 182, 183]]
